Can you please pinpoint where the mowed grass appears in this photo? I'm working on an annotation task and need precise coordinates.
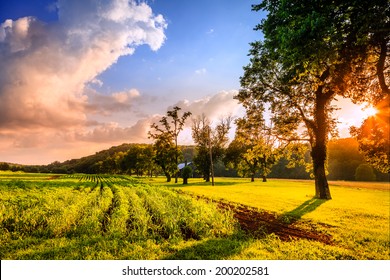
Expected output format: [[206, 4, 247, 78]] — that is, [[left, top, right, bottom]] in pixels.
[[1, 171, 389, 260], [142, 176, 390, 259]]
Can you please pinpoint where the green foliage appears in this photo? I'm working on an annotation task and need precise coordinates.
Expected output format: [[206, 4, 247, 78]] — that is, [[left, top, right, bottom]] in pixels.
[[191, 115, 232, 182], [355, 164, 377, 181], [149, 106, 192, 182], [239, 0, 389, 199], [182, 166, 192, 184], [225, 111, 280, 182]]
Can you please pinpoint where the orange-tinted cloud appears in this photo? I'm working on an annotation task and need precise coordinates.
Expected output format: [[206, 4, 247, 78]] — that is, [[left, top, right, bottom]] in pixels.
[[0, 0, 166, 131]]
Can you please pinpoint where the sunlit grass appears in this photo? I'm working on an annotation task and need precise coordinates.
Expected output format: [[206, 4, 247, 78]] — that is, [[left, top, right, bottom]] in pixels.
[[142, 176, 390, 259], [1, 172, 389, 260]]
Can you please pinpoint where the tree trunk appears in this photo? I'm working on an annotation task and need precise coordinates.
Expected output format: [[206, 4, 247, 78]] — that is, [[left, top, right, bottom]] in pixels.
[[183, 177, 188, 184], [262, 175, 267, 182], [312, 93, 332, 199], [251, 174, 255, 182], [164, 171, 171, 182], [312, 144, 331, 199]]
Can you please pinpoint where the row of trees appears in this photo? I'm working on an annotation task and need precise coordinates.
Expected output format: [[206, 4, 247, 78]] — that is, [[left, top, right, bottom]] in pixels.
[[146, 105, 387, 185], [1, 137, 386, 182]]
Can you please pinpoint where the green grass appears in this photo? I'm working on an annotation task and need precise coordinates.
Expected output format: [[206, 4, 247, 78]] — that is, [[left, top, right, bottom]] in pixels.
[[1, 171, 389, 260], [0, 172, 236, 259], [141, 176, 390, 259]]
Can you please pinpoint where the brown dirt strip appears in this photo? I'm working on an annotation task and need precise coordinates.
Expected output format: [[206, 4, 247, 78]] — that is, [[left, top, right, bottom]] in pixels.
[[47, 175, 62, 180], [217, 200, 334, 245]]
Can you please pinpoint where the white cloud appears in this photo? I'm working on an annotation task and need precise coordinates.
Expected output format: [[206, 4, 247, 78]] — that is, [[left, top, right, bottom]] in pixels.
[[195, 68, 207, 75], [90, 78, 103, 87], [173, 90, 242, 122], [0, 0, 167, 131]]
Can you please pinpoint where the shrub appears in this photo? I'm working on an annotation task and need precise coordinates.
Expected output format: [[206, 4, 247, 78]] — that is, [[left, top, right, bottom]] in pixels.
[[182, 166, 192, 184], [355, 164, 376, 181]]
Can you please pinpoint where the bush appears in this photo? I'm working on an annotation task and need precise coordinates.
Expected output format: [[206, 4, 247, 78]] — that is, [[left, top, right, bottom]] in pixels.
[[355, 164, 376, 181], [182, 166, 192, 184]]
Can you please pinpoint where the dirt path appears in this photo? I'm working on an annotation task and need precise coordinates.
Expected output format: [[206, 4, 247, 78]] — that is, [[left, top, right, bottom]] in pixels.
[[218, 201, 334, 245]]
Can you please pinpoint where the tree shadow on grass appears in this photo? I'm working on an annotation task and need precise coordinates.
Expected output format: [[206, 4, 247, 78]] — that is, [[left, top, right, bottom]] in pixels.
[[280, 198, 327, 224]]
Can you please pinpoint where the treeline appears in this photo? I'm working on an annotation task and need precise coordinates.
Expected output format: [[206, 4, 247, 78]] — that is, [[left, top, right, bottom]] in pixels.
[[0, 138, 387, 182]]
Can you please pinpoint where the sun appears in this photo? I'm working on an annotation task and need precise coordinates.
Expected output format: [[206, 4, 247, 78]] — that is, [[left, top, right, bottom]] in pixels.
[[361, 106, 378, 118]]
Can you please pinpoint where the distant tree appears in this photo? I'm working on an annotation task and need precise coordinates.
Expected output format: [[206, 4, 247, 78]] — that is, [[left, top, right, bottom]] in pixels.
[[182, 165, 192, 185], [122, 146, 140, 175], [149, 106, 191, 183], [0, 162, 10, 171], [327, 138, 365, 180], [355, 164, 377, 181], [239, 0, 389, 199], [192, 114, 232, 183], [225, 113, 279, 182], [120, 145, 157, 176]]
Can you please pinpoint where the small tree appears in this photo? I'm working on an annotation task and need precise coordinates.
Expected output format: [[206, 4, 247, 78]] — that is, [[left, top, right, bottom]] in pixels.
[[148, 106, 191, 182], [182, 165, 192, 185], [355, 164, 376, 181], [225, 116, 280, 182], [192, 114, 232, 183]]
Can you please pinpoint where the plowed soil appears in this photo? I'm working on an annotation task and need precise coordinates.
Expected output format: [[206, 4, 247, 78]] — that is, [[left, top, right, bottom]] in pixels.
[[218, 201, 334, 245]]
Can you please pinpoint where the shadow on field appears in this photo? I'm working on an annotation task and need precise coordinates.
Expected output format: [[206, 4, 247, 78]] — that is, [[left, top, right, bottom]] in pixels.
[[163, 235, 247, 260], [281, 198, 327, 224]]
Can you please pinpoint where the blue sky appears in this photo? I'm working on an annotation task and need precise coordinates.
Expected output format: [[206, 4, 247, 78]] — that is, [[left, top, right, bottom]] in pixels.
[[0, 0, 263, 99], [88, 0, 264, 104], [0, 0, 367, 165], [0, 0, 265, 164]]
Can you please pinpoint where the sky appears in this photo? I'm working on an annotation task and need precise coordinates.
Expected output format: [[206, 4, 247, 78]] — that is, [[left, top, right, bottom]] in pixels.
[[0, 0, 372, 165]]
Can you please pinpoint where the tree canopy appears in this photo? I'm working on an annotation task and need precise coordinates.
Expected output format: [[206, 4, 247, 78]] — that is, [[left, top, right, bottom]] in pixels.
[[148, 106, 192, 182], [191, 114, 232, 183], [238, 0, 389, 199]]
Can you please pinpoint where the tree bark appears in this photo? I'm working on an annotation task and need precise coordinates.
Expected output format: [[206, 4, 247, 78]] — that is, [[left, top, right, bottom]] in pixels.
[[251, 174, 255, 182], [312, 93, 332, 199], [312, 145, 331, 199], [262, 175, 267, 182], [164, 171, 171, 182]]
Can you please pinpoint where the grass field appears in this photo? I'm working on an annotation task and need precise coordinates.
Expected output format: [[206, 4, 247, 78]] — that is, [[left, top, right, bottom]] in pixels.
[[1, 171, 389, 260]]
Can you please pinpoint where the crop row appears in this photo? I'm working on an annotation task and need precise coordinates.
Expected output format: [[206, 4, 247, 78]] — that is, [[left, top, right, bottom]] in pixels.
[[0, 177, 236, 243]]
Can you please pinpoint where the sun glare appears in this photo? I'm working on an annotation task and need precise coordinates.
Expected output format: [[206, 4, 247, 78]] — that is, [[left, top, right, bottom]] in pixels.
[[361, 106, 378, 119]]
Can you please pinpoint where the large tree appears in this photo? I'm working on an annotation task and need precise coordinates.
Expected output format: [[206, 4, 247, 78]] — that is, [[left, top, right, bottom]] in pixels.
[[148, 106, 191, 182], [239, 0, 389, 199]]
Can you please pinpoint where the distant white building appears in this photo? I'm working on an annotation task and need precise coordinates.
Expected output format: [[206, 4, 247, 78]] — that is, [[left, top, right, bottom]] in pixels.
[[178, 162, 192, 170]]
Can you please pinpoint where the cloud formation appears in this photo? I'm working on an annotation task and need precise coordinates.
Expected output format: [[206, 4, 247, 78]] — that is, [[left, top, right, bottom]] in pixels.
[[0, 1, 245, 165], [173, 90, 242, 121], [0, 0, 167, 131]]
